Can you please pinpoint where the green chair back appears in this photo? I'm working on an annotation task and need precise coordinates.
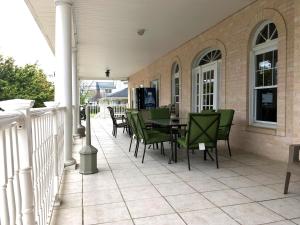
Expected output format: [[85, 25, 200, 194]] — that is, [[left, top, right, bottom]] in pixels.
[[185, 113, 220, 148], [126, 111, 138, 138], [150, 108, 170, 120], [131, 112, 148, 141], [201, 109, 215, 113], [217, 109, 235, 139]]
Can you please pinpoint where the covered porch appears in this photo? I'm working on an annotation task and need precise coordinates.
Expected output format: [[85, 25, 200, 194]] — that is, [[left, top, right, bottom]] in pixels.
[[52, 118, 300, 225]]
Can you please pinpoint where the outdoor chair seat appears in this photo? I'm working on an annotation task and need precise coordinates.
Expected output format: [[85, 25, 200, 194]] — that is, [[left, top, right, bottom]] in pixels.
[[177, 137, 215, 149]]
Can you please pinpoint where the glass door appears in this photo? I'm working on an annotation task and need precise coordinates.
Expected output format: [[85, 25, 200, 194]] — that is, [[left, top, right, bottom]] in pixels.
[[194, 62, 218, 111]]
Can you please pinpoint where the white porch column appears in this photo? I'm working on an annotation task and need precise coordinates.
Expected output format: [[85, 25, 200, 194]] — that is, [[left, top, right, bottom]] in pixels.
[[72, 47, 79, 136], [55, 0, 75, 166]]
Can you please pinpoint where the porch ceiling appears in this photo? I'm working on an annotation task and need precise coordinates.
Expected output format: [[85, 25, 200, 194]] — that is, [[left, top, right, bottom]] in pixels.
[[25, 0, 255, 80]]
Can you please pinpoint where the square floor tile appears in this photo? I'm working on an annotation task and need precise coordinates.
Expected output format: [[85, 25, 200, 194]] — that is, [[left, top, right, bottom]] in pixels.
[[166, 193, 214, 212], [140, 165, 170, 175], [84, 202, 130, 224], [236, 186, 285, 201], [147, 173, 181, 184], [134, 214, 186, 225], [155, 182, 196, 196], [83, 178, 118, 192], [188, 180, 229, 192], [59, 181, 82, 194], [222, 202, 283, 225], [202, 189, 252, 207], [115, 176, 151, 188], [50, 207, 82, 225], [175, 170, 213, 182], [83, 188, 123, 206], [246, 173, 283, 185], [126, 197, 174, 218], [293, 218, 300, 224], [100, 220, 134, 225], [218, 176, 259, 188], [59, 193, 82, 209], [229, 166, 263, 176], [261, 198, 300, 219], [180, 207, 239, 225], [203, 168, 239, 178], [121, 185, 161, 201], [266, 221, 298, 225]]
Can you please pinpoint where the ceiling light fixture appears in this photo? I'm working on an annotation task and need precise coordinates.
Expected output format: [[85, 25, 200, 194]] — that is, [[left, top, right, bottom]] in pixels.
[[137, 28, 146, 36], [105, 69, 110, 78]]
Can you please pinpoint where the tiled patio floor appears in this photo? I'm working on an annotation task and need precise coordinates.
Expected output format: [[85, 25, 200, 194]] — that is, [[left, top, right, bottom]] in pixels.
[[50, 118, 300, 225]]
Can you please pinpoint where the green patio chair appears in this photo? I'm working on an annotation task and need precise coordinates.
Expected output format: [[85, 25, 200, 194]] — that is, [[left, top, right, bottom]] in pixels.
[[126, 111, 139, 153], [177, 112, 220, 170], [217, 109, 235, 157], [132, 112, 171, 163], [149, 108, 170, 119]]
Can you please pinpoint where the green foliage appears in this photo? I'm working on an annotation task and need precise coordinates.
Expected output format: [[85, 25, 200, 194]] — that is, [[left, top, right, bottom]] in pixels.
[[0, 55, 54, 107]]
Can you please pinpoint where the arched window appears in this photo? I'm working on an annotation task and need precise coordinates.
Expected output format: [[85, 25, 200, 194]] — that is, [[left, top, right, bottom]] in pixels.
[[250, 22, 278, 125], [192, 49, 221, 112], [171, 63, 180, 104]]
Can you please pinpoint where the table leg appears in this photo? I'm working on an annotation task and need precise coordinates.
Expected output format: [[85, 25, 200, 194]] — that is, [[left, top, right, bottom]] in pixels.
[[175, 132, 178, 163], [168, 128, 174, 164]]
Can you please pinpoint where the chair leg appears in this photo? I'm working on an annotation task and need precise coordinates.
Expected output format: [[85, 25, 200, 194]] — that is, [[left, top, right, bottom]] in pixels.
[[187, 149, 191, 170], [142, 145, 147, 163], [129, 137, 133, 152], [204, 151, 207, 160], [227, 138, 232, 157], [162, 143, 165, 156], [134, 141, 139, 157], [156, 143, 159, 149], [284, 172, 291, 194], [115, 127, 117, 137], [215, 147, 219, 169]]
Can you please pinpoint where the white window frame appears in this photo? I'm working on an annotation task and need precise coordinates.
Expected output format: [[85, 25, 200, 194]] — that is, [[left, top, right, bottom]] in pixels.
[[171, 65, 180, 104], [249, 21, 278, 128]]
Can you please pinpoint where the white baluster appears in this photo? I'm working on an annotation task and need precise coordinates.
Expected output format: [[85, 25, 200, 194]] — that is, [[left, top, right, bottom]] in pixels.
[[6, 126, 16, 225], [18, 109, 35, 225], [12, 126, 23, 225], [0, 129, 10, 225]]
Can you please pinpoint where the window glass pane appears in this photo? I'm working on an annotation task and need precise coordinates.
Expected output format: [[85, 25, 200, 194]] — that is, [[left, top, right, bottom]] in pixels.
[[264, 69, 272, 86], [256, 71, 264, 87], [256, 88, 277, 122], [269, 23, 278, 40], [256, 54, 264, 70], [264, 52, 273, 70]]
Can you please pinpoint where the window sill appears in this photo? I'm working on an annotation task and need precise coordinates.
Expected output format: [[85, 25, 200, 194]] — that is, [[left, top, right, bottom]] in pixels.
[[246, 123, 277, 135]]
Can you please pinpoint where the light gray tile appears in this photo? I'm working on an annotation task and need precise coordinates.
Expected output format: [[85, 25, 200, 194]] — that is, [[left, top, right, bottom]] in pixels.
[[266, 221, 298, 225], [59, 193, 82, 209], [140, 165, 170, 175], [180, 207, 239, 225], [246, 173, 283, 185], [155, 182, 196, 196], [99, 220, 134, 225], [261, 198, 300, 219], [126, 197, 174, 218], [84, 202, 130, 224], [236, 186, 285, 201], [202, 189, 252, 207], [203, 168, 239, 178], [147, 173, 181, 184], [134, 214, 186, 225], [115, 176, 151, 188], [166, 193, 214, 212], [175, 170, 213, 182], [188, 180, 229, 192], [292, 218, 300, 224], [50, 207, 82, 225], [222, 202, 283, 225], [218, 176, 259, 188], [83, 188, 123, 206], [121, 185, 161, 201], [229, 166, 263, 176]]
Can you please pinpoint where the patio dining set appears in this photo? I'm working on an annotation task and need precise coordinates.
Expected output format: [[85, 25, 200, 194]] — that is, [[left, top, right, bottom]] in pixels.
[[107, 106, 235, 170]]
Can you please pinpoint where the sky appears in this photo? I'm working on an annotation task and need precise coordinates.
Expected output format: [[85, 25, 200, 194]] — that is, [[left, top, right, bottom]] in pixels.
[[0, 0, 55, 75]]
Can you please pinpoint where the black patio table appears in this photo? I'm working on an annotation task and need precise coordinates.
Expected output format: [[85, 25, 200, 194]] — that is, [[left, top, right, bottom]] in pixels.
[[147, 118, 188, 164]]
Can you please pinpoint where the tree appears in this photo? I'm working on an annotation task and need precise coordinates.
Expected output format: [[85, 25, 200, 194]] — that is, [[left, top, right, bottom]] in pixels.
[[0, 55, 54, 107]]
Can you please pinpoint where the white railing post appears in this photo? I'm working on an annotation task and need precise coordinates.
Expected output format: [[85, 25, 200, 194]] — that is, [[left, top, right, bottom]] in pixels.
[[18, 108, 35, 225], [52, 108, 61, 207], [0, 129, 10, 225]]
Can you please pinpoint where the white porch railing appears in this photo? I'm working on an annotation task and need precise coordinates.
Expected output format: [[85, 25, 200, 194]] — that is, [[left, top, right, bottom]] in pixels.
[[0, 105, 65, 225], [89, 103, 128, 118]]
